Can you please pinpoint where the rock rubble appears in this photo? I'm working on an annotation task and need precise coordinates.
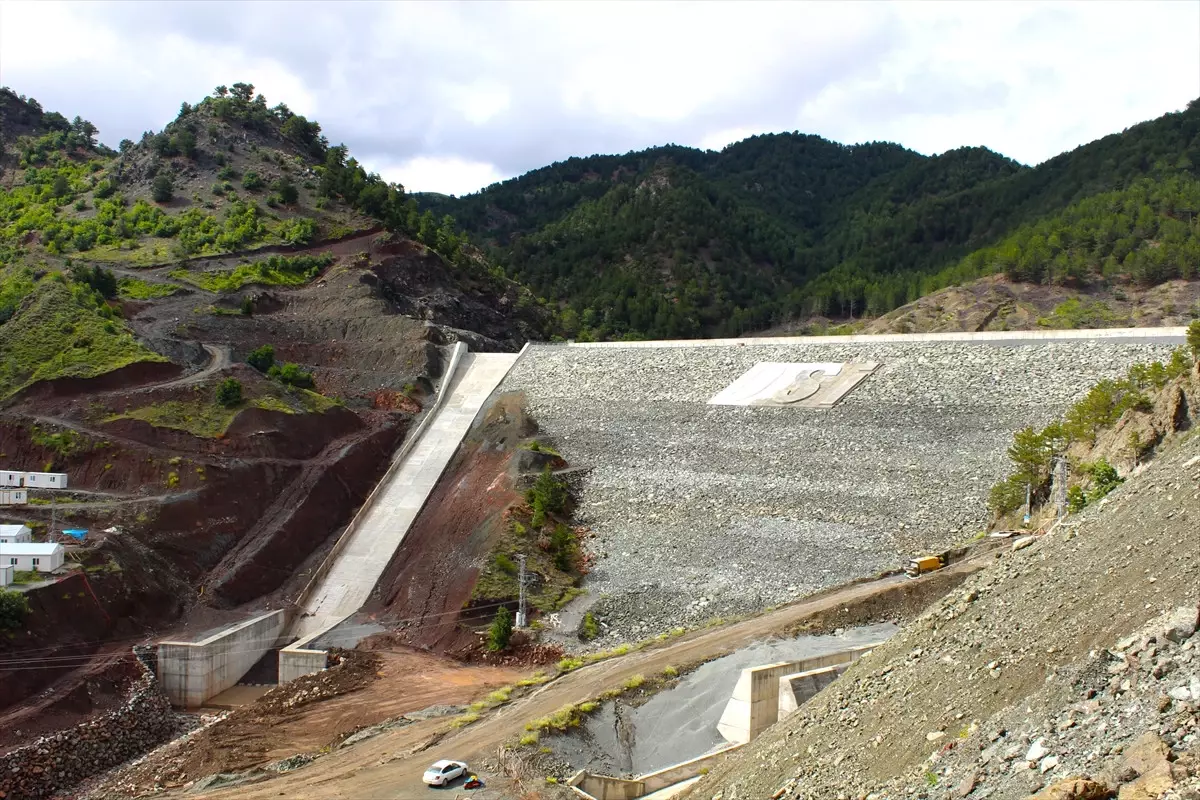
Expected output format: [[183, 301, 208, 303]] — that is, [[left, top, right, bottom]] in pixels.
[[0, 646, 178, 800], [502, 340, 1178, 640]]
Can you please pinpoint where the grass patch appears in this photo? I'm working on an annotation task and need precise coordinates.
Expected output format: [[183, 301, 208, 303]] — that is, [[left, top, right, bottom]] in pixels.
[[0, 277, 165, 399], [117, 277, 179, 300], [107, 398, 239, 438], [519, 732, 539, 747], [169, 253, 333, 293], [1037, 298, 1128, 329]]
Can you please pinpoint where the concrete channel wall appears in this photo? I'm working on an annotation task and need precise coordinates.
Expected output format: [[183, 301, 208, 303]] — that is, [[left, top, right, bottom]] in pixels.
[[568, 744, 745, 800], [157, 610, 285, 708], [288, 342, 467, 628], [717, 644, 874, 744], [277, 612, 353, 683], [777, 664, 845, 718]]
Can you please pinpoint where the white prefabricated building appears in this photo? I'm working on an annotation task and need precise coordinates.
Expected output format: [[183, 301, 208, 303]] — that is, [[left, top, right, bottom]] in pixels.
[[0, 565, 12, 586], [0, 542, 65, 572], [0, 524, 32, 544]]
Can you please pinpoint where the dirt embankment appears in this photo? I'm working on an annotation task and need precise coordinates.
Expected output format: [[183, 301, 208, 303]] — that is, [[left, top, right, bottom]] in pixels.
[[0, 536, 187, 725], [367, 391, 544, 653]]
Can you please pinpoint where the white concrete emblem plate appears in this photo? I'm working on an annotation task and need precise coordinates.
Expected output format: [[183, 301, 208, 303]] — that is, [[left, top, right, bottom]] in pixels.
[[708, 362, 879, 408]]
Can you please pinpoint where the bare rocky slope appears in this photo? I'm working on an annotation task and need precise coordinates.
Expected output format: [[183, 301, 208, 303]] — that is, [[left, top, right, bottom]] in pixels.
[[691, 364, 1200, 800]]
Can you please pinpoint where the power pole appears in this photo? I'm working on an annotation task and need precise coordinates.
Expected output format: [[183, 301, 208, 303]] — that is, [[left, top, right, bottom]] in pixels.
[[1053, 457, 1068, 519], [515, 554, 527, 628]]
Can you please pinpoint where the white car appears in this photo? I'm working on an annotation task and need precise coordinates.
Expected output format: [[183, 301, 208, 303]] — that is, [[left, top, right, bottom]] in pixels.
[[423, 759, 468, 787]]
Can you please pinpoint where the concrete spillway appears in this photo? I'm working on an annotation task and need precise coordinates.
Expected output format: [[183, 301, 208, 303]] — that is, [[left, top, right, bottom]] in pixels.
[[292, 349, 520, 638]]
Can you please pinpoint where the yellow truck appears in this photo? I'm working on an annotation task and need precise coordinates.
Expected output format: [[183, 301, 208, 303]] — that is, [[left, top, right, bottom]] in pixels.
[[905, 553, 949, 578]]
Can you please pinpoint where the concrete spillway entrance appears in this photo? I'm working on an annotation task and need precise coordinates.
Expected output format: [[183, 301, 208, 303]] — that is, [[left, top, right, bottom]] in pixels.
[[292, 349, 520, 639]]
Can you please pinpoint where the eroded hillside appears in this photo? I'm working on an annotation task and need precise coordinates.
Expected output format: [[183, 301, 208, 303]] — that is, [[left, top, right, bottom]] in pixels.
[[0, 83, 555, 734]]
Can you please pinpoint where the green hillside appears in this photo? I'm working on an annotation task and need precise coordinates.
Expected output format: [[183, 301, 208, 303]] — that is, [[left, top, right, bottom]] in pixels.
[[421, 99, 1200, 339]]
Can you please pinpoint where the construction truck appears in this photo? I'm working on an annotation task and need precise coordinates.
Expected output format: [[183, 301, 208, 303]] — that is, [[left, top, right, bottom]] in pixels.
[[905, 551, 949, 578]]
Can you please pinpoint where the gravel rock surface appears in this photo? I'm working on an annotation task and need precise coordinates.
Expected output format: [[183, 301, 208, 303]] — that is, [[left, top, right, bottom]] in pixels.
[[501, 340, 1179, 641], [692, 423, 1200, 800]]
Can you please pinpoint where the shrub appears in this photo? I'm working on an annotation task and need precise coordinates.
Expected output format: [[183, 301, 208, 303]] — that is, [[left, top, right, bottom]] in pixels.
[[662, 665, 678, 678], [581, 611, 600, 640], [0, 590, 30, 630], [987, 474, 1026, 515], [623, 674, 645, 690], [69, 264, 118, 299], [272, 177, 299, 205], [550, 523, 576, 571], [240, 296, 254, 316], [488, 605, 514, 652], [242, 170, 264, 191], [268, 362, 314, 389], [151, 174, 173, 203], [246, 344, 275, 372], [1066, 485, 1087, 513], [216, 378, 243, 407], [519, 732, 538, 747], [527, 465, 567, 528], [1189, 320, 1200, 359], [495, 552, 518, 575]]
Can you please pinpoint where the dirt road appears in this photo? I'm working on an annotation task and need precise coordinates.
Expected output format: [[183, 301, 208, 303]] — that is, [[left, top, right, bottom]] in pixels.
[[184, 560, 984, 800]]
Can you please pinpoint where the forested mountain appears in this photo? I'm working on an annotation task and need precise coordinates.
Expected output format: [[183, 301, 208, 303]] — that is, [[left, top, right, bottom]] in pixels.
[[420, 99, 1200, 339]]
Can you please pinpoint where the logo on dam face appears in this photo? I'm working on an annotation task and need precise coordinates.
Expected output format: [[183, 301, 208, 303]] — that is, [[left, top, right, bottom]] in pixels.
[[708, 362, 880, 408]]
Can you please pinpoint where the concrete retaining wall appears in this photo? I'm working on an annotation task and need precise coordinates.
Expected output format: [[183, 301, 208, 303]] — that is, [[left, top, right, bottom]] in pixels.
[[717, 644, 874, 743], [288, 341, 468, 627], [568, 744, 745, 800], [278, 612, 352, 683], [157, 610, 285, 707], [777, 664, 844, 718]]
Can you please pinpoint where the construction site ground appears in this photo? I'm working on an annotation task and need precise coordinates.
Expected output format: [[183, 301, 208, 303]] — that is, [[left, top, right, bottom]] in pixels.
[[96, 557, 986, 800]]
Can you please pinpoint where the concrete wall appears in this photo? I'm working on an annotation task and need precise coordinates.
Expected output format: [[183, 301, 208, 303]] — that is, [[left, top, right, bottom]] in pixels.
[[569, 770, 643, 800], [288, 343, 467, 631], [277, 612, 353, 683], [568, 744, 745, 800], [717, 645, 874, 744], [639, 744, 744, 793], [562, 326, 1188, 349], [777, 665, 844, 718], [157, 610, 285, 708]]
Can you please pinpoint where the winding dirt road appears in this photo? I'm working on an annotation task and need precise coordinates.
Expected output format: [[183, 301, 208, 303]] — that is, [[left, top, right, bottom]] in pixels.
[[178, 559, 985, 800]]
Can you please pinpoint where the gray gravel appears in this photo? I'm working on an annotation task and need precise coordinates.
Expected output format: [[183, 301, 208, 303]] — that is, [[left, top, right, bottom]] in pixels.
[[500, 340, 1180, 641]]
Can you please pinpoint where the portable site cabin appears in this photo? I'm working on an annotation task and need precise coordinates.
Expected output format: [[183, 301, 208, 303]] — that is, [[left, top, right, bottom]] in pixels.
[[0, 489, 28, 506], [0, 524, 32, 544], [0, 543, 65, 573], [0, 472, 22, 488], [21, 472, 68, 489], [0, 565, 11, 587]]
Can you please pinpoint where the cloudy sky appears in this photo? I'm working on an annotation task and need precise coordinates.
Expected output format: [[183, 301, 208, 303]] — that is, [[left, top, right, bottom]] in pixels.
[[2, 1, 1197, 196]]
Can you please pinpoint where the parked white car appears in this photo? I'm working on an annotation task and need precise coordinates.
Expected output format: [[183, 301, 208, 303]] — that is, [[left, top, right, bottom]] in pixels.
[[423, 759, 468, 787]]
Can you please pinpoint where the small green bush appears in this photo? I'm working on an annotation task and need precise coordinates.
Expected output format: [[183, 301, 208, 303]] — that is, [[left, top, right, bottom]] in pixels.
[[242, 170, 264, 191], [151, 174, 173, 203], [1188, 320, 1200, 359], [268, 362, 314, 389], [216, 378, 243, 407], [246, 344, 275, 372], [495, 552, 518, 575], [581, 611, 600, 640], [1066, 485, 1087, 513], [0, 589, 31, 629]]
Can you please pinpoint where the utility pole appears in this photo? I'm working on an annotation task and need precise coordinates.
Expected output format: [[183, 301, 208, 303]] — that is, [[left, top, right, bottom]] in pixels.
[[515, 554, 528, 628]]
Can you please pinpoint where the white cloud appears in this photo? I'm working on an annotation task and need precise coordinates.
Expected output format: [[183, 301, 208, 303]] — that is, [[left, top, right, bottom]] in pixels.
[[369, 155, 505, 197], [1, 0, 1196, 192]]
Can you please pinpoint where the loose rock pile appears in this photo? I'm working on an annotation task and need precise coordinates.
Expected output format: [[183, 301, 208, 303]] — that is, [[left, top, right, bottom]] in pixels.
[[692, 431, 1200, 800], [502, 340, 1178, 640], [0, 646, 178, 800]]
